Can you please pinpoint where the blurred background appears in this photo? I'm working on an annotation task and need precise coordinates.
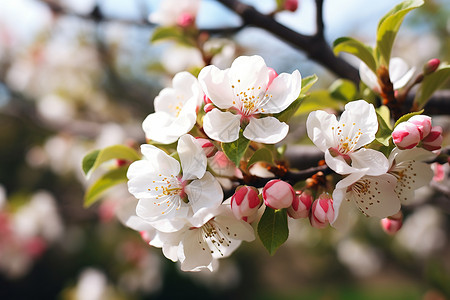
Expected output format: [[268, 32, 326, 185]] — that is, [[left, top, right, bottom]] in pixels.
[[0, 0, 449, 299]]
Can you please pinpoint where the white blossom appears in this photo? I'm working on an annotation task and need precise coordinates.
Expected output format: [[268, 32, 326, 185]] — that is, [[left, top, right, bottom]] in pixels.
[[199, 55, 301, 144], [142, 72, 203, 144], [307, 100, 389, 176]]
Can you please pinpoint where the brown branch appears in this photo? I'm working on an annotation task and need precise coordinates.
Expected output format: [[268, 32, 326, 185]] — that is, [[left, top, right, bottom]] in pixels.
[[216, 0, 360, 83], [314, 0, 325, 38]]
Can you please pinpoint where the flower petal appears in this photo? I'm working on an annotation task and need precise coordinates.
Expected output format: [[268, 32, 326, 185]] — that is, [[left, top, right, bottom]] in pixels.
[[179, 229, 213, 272], [178, 134, 207, 181], [259, 70, 301, 114], [306, 110, 338, 152], [350, 148, 390, 176], [389, 57, 415, 90], [198, 66, 234, 109], [359, 62, 379, 91], [185, 172, 223, 215], [393, 161, 433, 205], [203, 108, 241, 143], [349, 174, 400, 218], [140, 144, 180, 176], [339, 100, 378, 148], [324, 149, 359, 175], [243, 117, 288, 144], [331, 186, 356, 230], [228, 55, 269, 93]]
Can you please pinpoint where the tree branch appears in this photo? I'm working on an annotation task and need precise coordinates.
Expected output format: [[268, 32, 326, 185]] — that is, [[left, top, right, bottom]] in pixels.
[[216, 0, 360, 83]]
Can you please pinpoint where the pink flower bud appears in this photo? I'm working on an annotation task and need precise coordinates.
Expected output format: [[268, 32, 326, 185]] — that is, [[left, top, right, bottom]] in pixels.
[[195, 137, 216, 158], [423, 58, 440, 75], [176, 12, 195, 27], [25, 237, 47, 258], [203, 94, 212, 105], [310, 193, 334, 229], [231, 185, 261, 223], [287, 190, 313, 219], [380, 212, 403, 235], [421, 126, 443, 151], [267, 67, 278, 87], [204, 103, 215, 113], [262, 180, 295, 210], [284, 0, 299, 12], [408, 115, 432, 139], [392, 121, 421, 149]]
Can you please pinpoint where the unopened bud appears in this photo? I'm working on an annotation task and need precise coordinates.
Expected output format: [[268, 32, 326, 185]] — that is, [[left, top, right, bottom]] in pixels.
[[262, 179, 295, 210], [423, 58, 440, 75], [176, 12, 195, 27], [380, 211, 403, 235], [287, 190, 313, 219], [231, 185, 261, 223], [392, 121, 421, 149], [203, 94, 212, 105], [421, 126, 443, 151], [408, 115, 432, 139], [204, 103, 215, 113], [267, 67, 278, 87], [195, 137, 216, 158], [284, 0, 299, 12], [310, 193, 334, 229]]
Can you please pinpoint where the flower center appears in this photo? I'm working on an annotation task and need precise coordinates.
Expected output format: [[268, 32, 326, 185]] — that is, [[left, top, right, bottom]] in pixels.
[[147, 174, 186, 215], [193, 218, 235, 256], [230, 79, 272, 117], [332, 122, 363, 155]]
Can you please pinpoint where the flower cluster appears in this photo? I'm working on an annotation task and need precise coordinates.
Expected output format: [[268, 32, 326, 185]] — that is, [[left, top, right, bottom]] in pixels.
[[93, 54, 443, 272]]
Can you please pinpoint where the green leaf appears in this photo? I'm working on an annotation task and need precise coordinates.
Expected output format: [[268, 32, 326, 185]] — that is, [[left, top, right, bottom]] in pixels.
[[376, 105, 392, 129], [376, 0, 424, 66], [414, 63, 450, 109], [82, 150, 100, 176], [375, 111, 393, 146], [294, 90, 343, 116], [257, 207, 289, 256], [275, 96, 305, 122], [329, 79, 357, 102], [247, 148, 274, 168], [222, 131, 250, 167], [333, 37, 377, 72], [82, 145, 141, 177], [394, 109, 424, 128], [151, 26, 195, 46], [84, 166, 128, 208], [300, 74, 318, 95]]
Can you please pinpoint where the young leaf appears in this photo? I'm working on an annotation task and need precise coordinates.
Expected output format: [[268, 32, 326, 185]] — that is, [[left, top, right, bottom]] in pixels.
[[294, 90, 342, 116], [151, 26, 195, 46], [84, 166, 128, 208], [247, 147, 274, 169], [82, 145, 141, 177], [222, 131, 250, 167], [329, 79, 357, 102], [300, 74, 318, 95], [375, 111, 393, 146], [414, 63, 450, 109], [257, 207, 289, 256], [376, 0, 424, 66], [333, 37, 377, 72], [394, 109, 424, 128]]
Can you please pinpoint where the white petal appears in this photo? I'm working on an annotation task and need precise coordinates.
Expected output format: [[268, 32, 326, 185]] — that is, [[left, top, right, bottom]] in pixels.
[[135, 196, 190, 221], [324, 150, 359, 175], [139, 144, 180, 176], [228, 55, 269, 93], [126, 160, 157, 180], [339, 100, 378, 148], [142, 98, 197, 144], [179, 229, 213, 272], [260, 70, 301, 114], [389, 57, 414, 90], [172, 71, 203, 106], [115, 197, 156, 234], [393, 161, 433, 205], [178, 134, 207, 181], [149, 217, 188, 233], [349, 174, 400, 218], [243, 117, 288, 144], [198, 65, 234, 109], [331, 187, 355, 230], [359, 62, 379, 91], [185, 172, 223, 215], [203, 108, 240, 143], [306, 110, 338, 152], [350, 148, 390, 176]]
